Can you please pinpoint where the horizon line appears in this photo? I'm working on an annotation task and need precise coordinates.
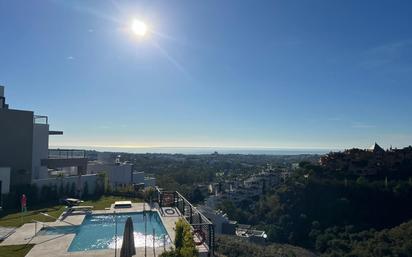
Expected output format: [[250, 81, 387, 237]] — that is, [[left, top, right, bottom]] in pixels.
[[48, 144, 345, 150]]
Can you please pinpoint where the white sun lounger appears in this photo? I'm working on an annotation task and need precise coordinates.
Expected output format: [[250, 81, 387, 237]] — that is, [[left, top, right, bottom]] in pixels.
[[114, 201, 132, 208]]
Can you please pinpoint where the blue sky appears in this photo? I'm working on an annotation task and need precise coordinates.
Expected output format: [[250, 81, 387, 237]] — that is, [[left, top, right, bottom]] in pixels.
[[1, 0, 412, 150]]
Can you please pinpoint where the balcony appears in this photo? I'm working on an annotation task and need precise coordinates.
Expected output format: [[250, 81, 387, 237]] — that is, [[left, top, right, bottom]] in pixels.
[[48, 149, 86, 159], [34, 115, 48, 124], [42, 149, 88, 174], [34, 115, 63, 135], [155, 188, 215, 256]]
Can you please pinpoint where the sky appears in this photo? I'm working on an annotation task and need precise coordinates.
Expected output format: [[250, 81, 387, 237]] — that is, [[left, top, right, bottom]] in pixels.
[[1, 0, 412, 151]]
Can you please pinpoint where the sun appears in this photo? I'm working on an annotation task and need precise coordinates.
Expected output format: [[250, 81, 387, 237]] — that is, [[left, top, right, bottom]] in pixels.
[[131, 19, 147, 37]]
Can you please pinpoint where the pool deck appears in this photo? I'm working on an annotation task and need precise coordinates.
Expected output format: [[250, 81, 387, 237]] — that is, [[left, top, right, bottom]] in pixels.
[[0, 202, 181, 257]]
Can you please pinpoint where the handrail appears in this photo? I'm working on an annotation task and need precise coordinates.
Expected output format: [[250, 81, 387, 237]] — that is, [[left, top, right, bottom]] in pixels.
[[155, 187, 215, 256], [187, 222, 213, 226], [175, 191, 213, 225], [32, 219, 60, 237], [48, 149, 86, 159], [40, 212, 77, 226], [155, 187, 212, 225], [32, 219, 78, 239], [34, 115, 48, 124], [32, 219, 59, 229]]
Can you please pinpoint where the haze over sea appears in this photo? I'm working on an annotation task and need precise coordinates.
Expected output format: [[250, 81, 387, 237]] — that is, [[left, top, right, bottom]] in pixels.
[[62, 146, 336, 155]]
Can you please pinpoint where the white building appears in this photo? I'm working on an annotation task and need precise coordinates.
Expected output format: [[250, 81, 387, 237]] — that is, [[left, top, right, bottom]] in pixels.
[[197, 205, 236, 235], [0, 85, 98, 198], [87, 161, 156, 188]]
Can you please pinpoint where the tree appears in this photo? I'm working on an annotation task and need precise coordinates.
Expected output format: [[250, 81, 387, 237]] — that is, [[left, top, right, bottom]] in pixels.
[[160, 219, 198, 257], [143, 187, 156, 202], [190, 187, 204, 204]]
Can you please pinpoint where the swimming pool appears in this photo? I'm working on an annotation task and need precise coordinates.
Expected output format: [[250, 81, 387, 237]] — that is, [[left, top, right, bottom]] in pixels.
[[39, 211, 171, 252]]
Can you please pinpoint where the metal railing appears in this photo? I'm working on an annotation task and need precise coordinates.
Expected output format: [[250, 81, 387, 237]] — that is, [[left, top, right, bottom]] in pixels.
[[155, 187, 215, 256], [32, 219, 59, 238], [48, 149, 86, 159], [34, 115, 48, 124]]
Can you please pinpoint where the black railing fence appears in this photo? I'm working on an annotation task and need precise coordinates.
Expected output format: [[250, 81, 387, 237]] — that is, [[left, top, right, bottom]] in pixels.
[[155, 187, 215, 256], [48, 149, 86, 159]]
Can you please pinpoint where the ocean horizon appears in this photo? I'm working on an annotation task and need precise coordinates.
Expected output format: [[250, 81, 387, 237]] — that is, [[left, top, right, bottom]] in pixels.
[[51, 146, 339, 155]]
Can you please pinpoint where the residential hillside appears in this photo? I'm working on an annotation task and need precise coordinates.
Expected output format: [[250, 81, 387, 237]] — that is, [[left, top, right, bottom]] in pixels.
[[215, 235, 317, 257], [217, 145, 412, 256], [320, 143, 412, 178], [319, 219, 412, 257]]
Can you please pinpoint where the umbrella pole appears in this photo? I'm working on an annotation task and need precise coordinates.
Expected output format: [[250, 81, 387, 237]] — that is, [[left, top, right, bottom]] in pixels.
[[152, 228, 155, 257], [114, 211, 117, 257], [144, 210, 147, 257]]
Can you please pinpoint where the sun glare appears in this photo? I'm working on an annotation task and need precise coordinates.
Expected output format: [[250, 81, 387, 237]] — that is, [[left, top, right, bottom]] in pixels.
[[131, 19, 147, 37]]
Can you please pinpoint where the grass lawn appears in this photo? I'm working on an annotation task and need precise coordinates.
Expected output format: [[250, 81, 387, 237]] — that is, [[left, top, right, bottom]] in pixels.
[[0, 195, 143, 227], [0, 244, 34, 257], [79, 195, 143, 210], [0, 205, 65, 227]]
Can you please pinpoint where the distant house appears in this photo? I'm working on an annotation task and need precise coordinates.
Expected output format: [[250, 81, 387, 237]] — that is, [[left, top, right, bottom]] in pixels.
[[87, 157, 156, 189], [319, 143, 412, 177], [197, 205, 236, 235], [235, 224, 267, 244]]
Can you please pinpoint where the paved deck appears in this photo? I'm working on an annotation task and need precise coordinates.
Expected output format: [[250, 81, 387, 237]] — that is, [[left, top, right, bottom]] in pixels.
[[0, 202, 181, 257], [0, 226, 16, 241], [22, 232, 167, 257]]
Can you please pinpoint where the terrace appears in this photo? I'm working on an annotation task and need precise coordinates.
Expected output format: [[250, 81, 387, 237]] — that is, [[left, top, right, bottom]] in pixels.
[[33, 115, 48, 125], [0, 192, 215, 257], [47, 149, 86, 159], [41, 149, 88, 175], [155, 188, 215, 256]]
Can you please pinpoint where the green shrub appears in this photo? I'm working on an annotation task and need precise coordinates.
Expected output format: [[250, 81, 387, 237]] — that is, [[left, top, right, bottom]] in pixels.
[[160, 218, 198, 257]]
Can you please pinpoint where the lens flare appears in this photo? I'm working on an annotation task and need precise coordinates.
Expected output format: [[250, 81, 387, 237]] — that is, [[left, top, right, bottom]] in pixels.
[[131, 19, 147, 37]]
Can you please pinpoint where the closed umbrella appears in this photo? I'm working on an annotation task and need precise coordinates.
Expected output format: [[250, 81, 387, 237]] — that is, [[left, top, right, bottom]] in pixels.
[[120, 217, 136, 257]]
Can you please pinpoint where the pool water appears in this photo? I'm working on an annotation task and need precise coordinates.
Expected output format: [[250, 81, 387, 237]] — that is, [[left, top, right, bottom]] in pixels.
[[39, 211, 171, 252]]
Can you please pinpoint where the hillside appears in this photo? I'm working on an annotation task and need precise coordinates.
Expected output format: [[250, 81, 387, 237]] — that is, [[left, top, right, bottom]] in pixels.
[[216, 235, 317, 257]]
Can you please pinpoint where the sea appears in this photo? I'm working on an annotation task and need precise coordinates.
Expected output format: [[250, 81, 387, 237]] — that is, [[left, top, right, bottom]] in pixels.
[[60, 146, 338, 155]]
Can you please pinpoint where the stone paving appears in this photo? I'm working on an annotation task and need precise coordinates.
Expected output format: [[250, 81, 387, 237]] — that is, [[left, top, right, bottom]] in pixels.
[[0, 202, 183, 257], [0, 226, 15, 240]]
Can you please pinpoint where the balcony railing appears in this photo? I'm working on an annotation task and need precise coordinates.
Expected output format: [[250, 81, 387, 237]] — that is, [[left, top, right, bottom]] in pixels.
[[34, 115, 48, 124], [155, 187, 215, 256], [48, 149, 86, 159]]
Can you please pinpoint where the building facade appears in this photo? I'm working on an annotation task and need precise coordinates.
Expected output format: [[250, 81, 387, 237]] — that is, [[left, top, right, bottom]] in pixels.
[[0, 86, 35, 186], [0, 85, 90, 195]]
